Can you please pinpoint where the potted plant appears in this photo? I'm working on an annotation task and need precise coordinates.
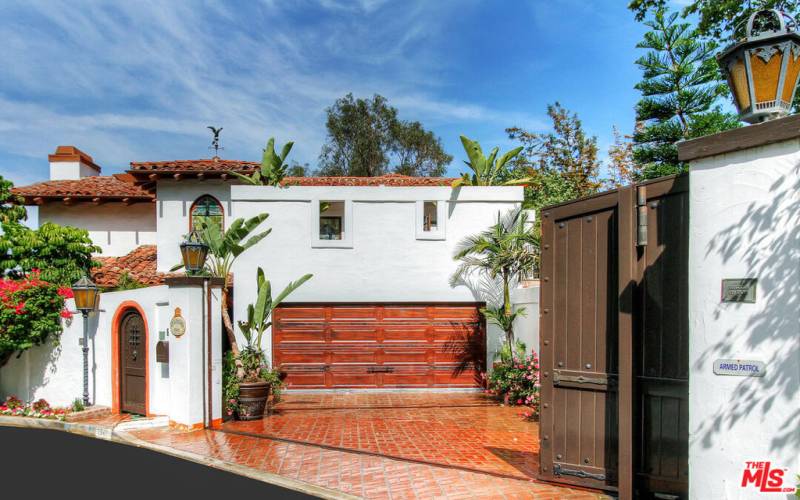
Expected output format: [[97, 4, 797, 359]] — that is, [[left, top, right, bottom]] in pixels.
[[235, 267, 311, 420]]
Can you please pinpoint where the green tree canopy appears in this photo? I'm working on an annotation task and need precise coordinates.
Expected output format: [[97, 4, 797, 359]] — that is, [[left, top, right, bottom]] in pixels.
[[318, 93, 452, 177], [507, 102, 602, 208], [0, 175, 26, 225], [0, 222, 100, 286], [632, 9, 740, 179], [629, 0, 799, 39]]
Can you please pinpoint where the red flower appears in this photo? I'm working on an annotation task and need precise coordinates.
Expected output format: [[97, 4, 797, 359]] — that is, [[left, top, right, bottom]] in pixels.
[[60, 310, 73, 319], [57, 287, 74, 299]]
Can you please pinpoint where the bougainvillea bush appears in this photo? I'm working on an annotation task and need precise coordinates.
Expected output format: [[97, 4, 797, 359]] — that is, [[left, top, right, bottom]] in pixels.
[[0, 270, 72, 365], [0, 396, 70, 420], [488, 351, 541, 419]]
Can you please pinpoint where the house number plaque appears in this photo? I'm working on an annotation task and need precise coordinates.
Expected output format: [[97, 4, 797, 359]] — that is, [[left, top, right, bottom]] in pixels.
[[721, 278, 757, 303], [170, 307, 186, 338]]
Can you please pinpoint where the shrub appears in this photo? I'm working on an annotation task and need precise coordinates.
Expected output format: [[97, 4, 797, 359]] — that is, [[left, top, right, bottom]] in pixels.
[[488, 351, 541, 418], [0, 270, 71, 365]]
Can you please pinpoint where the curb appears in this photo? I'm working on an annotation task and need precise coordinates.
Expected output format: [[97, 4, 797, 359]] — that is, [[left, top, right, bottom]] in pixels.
[[0, 416, 358, 500]]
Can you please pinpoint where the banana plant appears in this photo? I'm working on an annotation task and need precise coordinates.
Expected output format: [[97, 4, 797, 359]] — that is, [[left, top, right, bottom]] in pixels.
[[452, 135, 531, 187], [172, 213, 273, 363], [232, 137, 294, 186], [237, 267, 312, 381]]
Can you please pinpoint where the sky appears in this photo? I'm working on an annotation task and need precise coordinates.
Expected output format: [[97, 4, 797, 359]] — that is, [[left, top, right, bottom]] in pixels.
[[0, 0, 657, 186]]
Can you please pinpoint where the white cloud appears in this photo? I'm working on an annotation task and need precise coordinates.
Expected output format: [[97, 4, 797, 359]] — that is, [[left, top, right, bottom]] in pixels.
[[0, 0, 544, 181]]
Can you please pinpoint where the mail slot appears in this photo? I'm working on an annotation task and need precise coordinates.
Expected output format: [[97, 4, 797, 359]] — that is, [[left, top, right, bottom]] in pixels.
[[156, 340, 169, 363]]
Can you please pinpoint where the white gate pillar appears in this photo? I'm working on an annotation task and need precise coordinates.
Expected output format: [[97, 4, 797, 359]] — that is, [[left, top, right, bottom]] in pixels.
[[163, 276, 223, 429]]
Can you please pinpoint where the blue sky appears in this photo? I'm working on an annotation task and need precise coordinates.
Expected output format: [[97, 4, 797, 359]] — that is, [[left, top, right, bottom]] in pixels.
[[0, 0, 657, 186]]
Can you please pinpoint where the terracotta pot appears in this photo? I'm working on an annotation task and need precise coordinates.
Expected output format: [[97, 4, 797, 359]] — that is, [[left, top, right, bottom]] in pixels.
[[237, 381, 270, 421]]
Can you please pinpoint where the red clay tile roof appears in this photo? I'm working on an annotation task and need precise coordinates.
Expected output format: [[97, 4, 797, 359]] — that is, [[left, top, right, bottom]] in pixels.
[[12, 174, 154, 204], [92, 245, 164, 288], [127, 159, 457, 186], [280, 173, 456, 187], [129, 158, 259, 173]]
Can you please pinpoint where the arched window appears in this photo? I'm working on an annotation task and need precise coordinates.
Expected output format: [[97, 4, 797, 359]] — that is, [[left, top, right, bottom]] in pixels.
[[190, 195, 224, 232]]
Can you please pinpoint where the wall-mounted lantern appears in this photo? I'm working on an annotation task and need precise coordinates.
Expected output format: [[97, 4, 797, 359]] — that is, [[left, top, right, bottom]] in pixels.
[[180, 229, 209, 275], [718, 9, 800, 124]]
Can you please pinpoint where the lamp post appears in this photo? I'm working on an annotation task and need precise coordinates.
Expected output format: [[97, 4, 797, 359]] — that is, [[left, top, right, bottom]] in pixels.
[[180, 229, 210, 275], [72, 276, 99, 407], [718, 9, 800, 124]]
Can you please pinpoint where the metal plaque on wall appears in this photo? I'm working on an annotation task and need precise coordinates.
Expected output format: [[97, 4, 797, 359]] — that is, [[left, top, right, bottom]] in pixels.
[[721, 278, 757, 303], [713, 359, 765, 377]]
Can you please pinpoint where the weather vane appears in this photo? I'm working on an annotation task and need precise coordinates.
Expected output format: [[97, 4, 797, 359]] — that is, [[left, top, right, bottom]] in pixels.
[[207, 126, 223, 157]]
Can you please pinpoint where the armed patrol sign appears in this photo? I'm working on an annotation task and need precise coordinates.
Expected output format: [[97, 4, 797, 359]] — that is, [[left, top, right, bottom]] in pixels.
[[713, 359, 765, 377]]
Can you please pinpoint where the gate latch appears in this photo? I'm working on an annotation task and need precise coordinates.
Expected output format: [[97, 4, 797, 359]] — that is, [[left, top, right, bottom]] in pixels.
[[553, 463, 607, 481]]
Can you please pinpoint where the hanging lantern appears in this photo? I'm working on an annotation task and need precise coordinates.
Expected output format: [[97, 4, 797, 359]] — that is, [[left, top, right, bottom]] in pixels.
[[72, 276, 99, 313], [180, 229, 209, 275], [718, 9, 800, 124]]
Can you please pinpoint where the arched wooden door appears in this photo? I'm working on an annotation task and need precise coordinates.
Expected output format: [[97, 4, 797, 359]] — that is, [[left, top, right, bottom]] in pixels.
[[119, 310, 146, 414]]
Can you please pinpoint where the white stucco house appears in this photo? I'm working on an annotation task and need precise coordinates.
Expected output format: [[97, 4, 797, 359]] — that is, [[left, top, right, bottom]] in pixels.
[[0, 145, 535, 427]]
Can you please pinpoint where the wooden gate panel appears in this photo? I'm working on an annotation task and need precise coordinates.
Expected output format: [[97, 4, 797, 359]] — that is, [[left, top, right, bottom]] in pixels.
[[540, 194, 619, 491], [540, 175, 689, 498]]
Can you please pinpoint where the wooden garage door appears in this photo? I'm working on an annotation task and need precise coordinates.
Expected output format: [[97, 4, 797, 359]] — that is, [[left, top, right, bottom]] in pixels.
[[272, 304, 486, 389]]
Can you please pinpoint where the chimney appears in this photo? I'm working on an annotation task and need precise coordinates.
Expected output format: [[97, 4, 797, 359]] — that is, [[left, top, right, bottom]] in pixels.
[[48, 146, 101, 180]]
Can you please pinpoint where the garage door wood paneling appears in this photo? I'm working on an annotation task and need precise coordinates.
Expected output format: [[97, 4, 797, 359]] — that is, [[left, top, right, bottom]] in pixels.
[[272, 304, 486, 389]]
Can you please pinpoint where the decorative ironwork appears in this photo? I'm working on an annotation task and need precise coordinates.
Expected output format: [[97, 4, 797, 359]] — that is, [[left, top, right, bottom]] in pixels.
[[207, 126, 223, 157], [128, 321, 141, 360]]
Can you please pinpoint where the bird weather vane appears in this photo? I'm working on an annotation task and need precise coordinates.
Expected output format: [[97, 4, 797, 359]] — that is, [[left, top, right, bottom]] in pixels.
[[207, 126, 223, 157]]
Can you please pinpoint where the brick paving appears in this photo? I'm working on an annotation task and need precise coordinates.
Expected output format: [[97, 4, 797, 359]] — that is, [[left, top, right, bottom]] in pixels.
[[131, 426, 603, 499], [222, 392, 540, 481]]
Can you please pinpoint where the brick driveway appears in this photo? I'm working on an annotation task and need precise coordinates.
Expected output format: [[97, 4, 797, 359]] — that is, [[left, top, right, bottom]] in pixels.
[[129, 393, 607, 499], [223, 392, 540, 480]]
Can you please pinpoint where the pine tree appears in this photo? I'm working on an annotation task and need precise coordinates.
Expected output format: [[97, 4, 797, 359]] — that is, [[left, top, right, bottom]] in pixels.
[[633, 8, 739, 179]]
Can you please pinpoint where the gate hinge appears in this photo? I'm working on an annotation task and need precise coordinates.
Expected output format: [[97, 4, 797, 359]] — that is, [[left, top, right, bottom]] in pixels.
[[637, 185, 648, 247]]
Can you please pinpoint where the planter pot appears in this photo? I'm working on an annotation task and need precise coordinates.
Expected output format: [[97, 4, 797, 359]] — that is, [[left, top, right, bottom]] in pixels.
[[237, 381, 270, 421]]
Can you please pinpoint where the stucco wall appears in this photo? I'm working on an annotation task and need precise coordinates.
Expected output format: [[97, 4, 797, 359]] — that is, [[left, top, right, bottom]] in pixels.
[[0, 286, 170, 414], [229, 185, 525, 368], [688, 139, 800, 498], [38, 202, 156, 257]]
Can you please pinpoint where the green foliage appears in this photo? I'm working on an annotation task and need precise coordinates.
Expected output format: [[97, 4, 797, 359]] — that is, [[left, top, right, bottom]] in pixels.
[[222, 351, 240, 416], [237, 266, 312, 376], [632, 8, 740, 179], [629, 0, 799, 39], [453, 210, 537, 347], [0, 272, 70, 364], [481, 305, 526, 349], [488, 351, 540, 418], [318, 93, 451, 177], [0, 175, 26, 225], [0, 222, 100, 286], [109, 272, 147, 292], [453, 136, 527, 187], [508, 102, 602, 199], [232, 137, 294, 186], [71, 398, 85, 412]]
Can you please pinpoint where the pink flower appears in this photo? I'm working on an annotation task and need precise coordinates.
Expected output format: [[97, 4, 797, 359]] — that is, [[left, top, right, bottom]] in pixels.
[[516, 399, 523, 405]]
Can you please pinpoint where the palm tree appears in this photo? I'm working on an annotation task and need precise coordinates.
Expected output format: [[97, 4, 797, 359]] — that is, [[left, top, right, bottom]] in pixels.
[[453, 209, 538, 347], [452, 135, 530, 187]]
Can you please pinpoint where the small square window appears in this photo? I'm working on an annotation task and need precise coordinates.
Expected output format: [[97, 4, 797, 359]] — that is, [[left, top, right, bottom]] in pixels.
[[423, 201, 438, 231], [312, 199, 353, 248], [319, 201, 344, 240], [416, 200, 446, 240]]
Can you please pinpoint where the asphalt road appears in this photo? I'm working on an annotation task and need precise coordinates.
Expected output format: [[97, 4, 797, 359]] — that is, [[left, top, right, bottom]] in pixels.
[[0, 426, 314, 499]]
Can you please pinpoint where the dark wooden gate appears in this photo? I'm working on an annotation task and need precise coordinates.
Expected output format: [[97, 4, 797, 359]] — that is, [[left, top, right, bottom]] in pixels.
[[539, 175, 689, 499], [120, 310, 146, 414]]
